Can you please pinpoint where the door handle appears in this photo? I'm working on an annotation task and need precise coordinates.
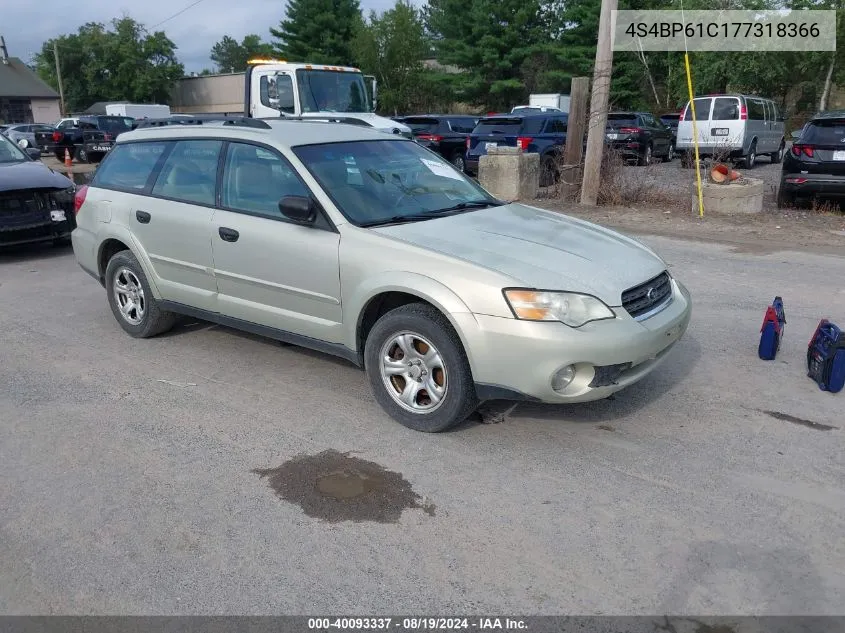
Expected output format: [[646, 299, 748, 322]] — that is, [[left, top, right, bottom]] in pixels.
[[218, 227, 240, 242], [136, 210, 151, 224]]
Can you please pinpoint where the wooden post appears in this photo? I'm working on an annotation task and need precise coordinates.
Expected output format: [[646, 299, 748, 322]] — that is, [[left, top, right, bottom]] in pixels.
[[563, 77, 589, 166], [53, 45, 66, 117], [580, 0, 617, 206]]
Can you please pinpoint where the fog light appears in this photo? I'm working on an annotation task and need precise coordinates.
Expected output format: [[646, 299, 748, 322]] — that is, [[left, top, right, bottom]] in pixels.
[[551, 365, 576, 392]]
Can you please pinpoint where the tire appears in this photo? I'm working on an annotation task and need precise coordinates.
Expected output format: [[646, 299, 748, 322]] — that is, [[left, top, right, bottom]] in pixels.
[[680, 151, 692, 168], [105, 250, 177, 338], [743, 142, 756, 169], [450, 151, 466, 173], [364, 303, 478, 433], [770, 140, 785, 164], [75, 146, 90, 164], [776, 183, 795, 209], [664, 143, 675, 162], [54, 150, 66, 162], [638, 143, 653, 166], [539, 155, 559, 187]]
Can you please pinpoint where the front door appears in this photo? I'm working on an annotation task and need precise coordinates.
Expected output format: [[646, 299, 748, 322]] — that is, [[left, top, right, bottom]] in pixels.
[[210, 141, 343, 343]]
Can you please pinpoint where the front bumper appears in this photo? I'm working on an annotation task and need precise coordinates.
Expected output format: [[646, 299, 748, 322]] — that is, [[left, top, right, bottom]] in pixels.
[[0, 216, 75, 247], [780, 173, 845, 197], [458, 279, 692, 403]]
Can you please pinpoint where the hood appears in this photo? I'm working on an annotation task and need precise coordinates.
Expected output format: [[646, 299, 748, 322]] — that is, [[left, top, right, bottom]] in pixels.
[[371, 203, 667, 306], [299, 112, 411, 135], [0, 160, 74, 193]]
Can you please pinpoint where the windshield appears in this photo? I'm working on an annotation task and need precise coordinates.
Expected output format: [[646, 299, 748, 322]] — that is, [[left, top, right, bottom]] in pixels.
[[293, 140, 498, 226], [0, 133, 28, 163], [296, 69, 371, 114]]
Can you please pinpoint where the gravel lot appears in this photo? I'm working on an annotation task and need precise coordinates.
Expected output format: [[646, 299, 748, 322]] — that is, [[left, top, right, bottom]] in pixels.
[[1, 228, 843, 615]]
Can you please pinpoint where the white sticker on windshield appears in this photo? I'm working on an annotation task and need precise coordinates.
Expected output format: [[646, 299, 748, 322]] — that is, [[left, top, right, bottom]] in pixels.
[[421, 158, 462, 180]]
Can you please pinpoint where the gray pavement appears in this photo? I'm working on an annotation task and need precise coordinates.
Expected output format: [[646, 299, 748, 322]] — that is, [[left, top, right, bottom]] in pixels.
[[1, 233, 843, 615]]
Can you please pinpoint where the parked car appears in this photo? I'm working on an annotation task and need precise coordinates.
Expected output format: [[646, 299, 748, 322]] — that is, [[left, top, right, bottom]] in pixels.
[[466, 112, 568, 186], [778, 110, 845, 208], [394, 115, 479, 172], [35, 115, 135, 163], [676, 94, 786, 169], [71, 115, 691, 433], [659, 112, 681, 144], [605, 112, 675, 165], [1, 123, 56, 151], [511, 105, 564, 114], [0, 133, 76, 248]]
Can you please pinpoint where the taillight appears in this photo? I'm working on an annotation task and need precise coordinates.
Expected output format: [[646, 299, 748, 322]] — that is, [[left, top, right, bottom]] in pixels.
[[73, 185, 88, 215], [517, 136, 532, 151], [791, 144, 814, 158], [619, 127, 642, 134], [52, 131, 62, 142], [417, 134, 443, 142], [679, 109, 686, 122], [103, 133, 112, 141], [740, 105, 748, 120], [466, 137, 471, 149]]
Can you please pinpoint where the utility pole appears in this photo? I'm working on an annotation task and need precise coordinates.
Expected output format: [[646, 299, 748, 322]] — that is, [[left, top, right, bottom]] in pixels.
[[580, 0, 617, 206], [53, 45, 66, 116]]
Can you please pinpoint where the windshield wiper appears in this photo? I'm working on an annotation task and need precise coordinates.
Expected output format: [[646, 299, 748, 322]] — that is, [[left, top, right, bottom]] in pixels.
[[359, 200, 503, 228]]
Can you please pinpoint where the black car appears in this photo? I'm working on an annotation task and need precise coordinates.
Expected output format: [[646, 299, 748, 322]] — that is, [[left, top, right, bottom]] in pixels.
[[778, 110, 845, 207], [605, 112, 675, 165], [34, 115, 134, 164], [395, 115, 479, 172], [659, 112, 681, 143], [0, 133, 76, 248]]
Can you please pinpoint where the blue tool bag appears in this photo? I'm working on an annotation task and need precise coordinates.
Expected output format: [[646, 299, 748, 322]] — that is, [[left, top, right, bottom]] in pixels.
[[807, 319, 845, 394], [758, 296, 786, 361]]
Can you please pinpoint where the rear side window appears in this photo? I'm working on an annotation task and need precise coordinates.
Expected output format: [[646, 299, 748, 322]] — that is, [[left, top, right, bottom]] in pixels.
[[712, 98, 739, 120], [404, 117, 441, 134], [684, 98, 712, 121], [545, 118, 567, 134], [92, 142, 168, 191], [473, 118, 523, 134], [448, 119, 477, 133], [151, 140, 222, 205], [802, 120, 845, 145], [747, 98, 766, 121]]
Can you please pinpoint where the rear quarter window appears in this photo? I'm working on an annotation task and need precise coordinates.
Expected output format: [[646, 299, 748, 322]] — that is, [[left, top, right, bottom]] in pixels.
[[684, 98, 712, 121], [92, 141, 169, 191], [747, 99, 766, 121]]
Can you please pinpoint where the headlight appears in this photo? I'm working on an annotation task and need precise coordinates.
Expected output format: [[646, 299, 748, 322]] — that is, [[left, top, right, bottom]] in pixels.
[[503, 289, 615, 328]]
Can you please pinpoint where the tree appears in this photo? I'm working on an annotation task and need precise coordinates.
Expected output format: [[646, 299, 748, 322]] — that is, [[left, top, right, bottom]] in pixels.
[[425, 0, 549, 110], [210, 34, 274, 73], [270, 0, 362, 64], [352, 1, 432, 114], [35, 17, 184, 114]]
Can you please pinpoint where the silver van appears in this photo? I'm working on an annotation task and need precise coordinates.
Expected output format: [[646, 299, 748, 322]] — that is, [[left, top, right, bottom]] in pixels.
[[676, 94, 786, 168]]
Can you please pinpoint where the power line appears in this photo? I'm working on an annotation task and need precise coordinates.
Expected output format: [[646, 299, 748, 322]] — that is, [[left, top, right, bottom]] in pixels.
[[149, 0, 209, 29]]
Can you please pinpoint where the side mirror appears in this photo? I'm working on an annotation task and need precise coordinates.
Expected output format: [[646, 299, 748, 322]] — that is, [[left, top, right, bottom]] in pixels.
[[26, 147, 42, 160], [279, 195, 317, 225]]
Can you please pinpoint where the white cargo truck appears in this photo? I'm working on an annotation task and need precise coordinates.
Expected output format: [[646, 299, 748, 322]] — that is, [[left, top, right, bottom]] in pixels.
[[244, 59, 411, 136], [529, 93, 570, 112], [105, 103, 171, 119]]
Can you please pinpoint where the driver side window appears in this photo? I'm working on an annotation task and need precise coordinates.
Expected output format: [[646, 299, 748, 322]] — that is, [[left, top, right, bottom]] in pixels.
[[260, 74, 295, 114]]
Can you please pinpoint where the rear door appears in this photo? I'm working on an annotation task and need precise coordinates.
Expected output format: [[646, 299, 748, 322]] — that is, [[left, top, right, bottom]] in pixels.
[[745, 97, 768, 153], [708, 97, 743, 151], [794, 118, 845, 176], [678, 97, 712, 148], [95, 139, 221, 311]]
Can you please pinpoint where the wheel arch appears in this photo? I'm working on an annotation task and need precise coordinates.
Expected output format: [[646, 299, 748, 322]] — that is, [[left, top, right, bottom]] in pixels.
[[96, 229, 162, 297]]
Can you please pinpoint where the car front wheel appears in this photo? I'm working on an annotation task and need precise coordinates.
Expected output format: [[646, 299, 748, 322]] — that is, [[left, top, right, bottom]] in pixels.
[[105, 250, 177, 338], [364, 303, 478, 432]]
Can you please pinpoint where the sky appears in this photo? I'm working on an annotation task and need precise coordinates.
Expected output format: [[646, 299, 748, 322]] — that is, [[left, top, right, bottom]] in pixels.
[[3, 0, 403, 74]]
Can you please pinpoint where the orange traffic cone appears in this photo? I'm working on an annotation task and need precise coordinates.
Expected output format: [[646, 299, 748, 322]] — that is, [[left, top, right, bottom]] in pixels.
[[64, 147, 72, 169]]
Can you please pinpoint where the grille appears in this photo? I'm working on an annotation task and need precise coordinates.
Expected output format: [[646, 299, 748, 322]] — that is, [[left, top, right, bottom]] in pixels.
[[0, 193, 50, 227], [622, 271, 672, 319]]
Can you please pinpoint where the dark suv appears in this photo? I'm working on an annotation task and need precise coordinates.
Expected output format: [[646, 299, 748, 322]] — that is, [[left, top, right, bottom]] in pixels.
[[466, 113, 567, 185], [778, 110, 845, 207], [659, 112, 681, 144], [605, 112, 675, 165], [395, 115, 479, 172]]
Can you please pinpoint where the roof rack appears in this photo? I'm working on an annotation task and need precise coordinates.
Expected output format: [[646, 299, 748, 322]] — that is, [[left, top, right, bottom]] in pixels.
[[258, 115, 374, 128], [134, 115, 272, 130]]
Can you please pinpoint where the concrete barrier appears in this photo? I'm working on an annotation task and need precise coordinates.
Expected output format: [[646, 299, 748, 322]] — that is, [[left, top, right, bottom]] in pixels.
[[478, 146, 540, 201], [692, 177, 765, 215]]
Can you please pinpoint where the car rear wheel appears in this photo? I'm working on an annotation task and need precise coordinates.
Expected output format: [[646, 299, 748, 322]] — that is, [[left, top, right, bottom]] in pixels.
[[364, 303, 478, 433], [776, 184, 795, 209], [75, 147, 90, 164], [105, 250, 177, 338], [450, 151, 466, 172], [664, 143, 675, 162], [54, 150, 66, 162], [743, 142, 756, 169], [539, 155, 559, 186], [770, 141, 785, 164], [638, 144, 653, 166]]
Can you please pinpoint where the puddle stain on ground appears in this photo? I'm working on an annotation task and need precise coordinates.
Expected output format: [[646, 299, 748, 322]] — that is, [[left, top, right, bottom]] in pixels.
[[252, 449, 435, 523], [761, 410, 838, 431]]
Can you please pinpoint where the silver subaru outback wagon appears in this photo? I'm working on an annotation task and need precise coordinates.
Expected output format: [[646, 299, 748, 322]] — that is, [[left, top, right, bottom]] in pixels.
[[70, 117, 692, 432]]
